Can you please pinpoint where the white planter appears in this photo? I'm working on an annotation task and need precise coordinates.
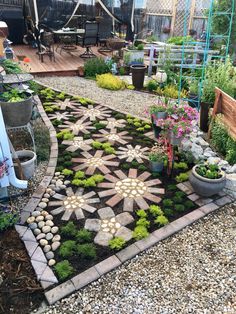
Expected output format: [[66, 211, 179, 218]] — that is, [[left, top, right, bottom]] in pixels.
[[123, 49, 144, 65], [15, 150, 37, 179], [155, 70, 167, 83]]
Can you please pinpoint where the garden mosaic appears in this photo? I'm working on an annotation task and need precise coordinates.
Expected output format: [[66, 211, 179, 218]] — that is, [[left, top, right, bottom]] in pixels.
[[93, 128, 132, 145], [117, 145, 149, 163], [62, 137, 93, 152], [49, 98, 81, 110], [100, 117, 127, 129], [58, 118, 95, 135], [72, 104, 112, 121]]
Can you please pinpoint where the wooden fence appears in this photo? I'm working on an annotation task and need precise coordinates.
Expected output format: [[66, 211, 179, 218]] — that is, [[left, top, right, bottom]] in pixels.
[[210, 88, 236, 140]]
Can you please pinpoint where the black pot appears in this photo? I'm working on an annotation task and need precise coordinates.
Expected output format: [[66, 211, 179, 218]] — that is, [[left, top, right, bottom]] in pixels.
[[130, 64, 146, 89], [188, 93, 199, 108], [200, 101, 211, 132], [151, 116, 162, 139]]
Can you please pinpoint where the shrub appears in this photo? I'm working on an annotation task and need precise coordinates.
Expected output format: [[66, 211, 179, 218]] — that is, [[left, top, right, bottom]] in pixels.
[[172, 196, 183, 204], [131, 160, 139, 167], [64, 155, 72, 161], [162, 199, 173, 208], [184, 200, 195, 210], [175, 191, 185, 198], [149, 205, 164, 216], [59, 240, 77, 258], [92, 141, 103, 149], [104, 147, 116, 154], [176, 172, 189, 183], [102, 143, 111, 149], [154, 215, 169, 226], [167, 184, 177, 191], [109, 237, 126, 250], [84, 57, 111, 77], [146, 80, 158, 92], [136, 209, 147, 218], [121, 163, 130, 170], [61, 221, 77, 237], [119, 67, 126, 75], [72, 179, 84, 186], [83, 178, 96, 187], [163, 208, 174, 217], [136, 218, 150, 228], [83, 134, 91, 140], [94, 122, 106, 130], [91, 174, 104, 183], [77, 243, 97, 259], [76, 229, 92, 243], [138, 164, 147, 171], [57, 91, 66, 100], [96, 73, 125, 91], [132, 226, 149, 240], [174, 204, 185, 212], [74, 171, 85, 179], [174, 162, 188, 171], [63, 161, 73, 167], [54, 260, 74, 280], [0, 210, 19, 232], [62, 168, 73, 176]]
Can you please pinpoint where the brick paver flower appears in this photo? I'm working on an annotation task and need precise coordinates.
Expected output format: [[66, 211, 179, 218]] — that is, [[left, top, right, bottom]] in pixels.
[[117, 144, 149, 163], [58, 118, 95, 135], [100, 117, 126, 129], [49, 98, 80, 110], [98, 169, 164, 211], [49, 187, 99, 220], [62, 137, 93, 152], [72, 150, 119, 175], [72, 105, 112, 121], [48, 111, 72, 121], [85, 207, 134, 246], [93, 128, 132, 145]]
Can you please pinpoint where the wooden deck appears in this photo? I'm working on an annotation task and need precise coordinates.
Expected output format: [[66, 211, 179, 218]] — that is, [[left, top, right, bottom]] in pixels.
[[13, 45, 111, 76]]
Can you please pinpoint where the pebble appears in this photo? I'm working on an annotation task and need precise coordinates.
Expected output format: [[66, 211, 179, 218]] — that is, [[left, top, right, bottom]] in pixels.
[[64, 180, 70, 185], [35, 215, 44, 222], [31, 211, 41, 217], [45, 220, 54, 227], [42, 198, 49, 203], [29, 222, 37, 230], [46, 251, 54, 260], [33, 228, 41, 236], [38, 221, 45, 229], [45, 233, 53, 241], [41, 211, 49, 217], [43, 245, 51, 253], [27, 216, 35, 224], [48, 259, 56, 266], [51, 241, 60, 251], [45, 215, 53, 221], [44, 193, 50, 198], [36, 233, 46, 240], [52, 235, 61, 242], [39, 239, 48, 246], [38, 202, 47, 209], [51, 226, 59, 234], [42, 226, 51, 233]]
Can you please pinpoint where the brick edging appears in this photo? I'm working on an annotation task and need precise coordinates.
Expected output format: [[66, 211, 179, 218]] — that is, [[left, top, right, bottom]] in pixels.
[[15, 95, 59, 289]]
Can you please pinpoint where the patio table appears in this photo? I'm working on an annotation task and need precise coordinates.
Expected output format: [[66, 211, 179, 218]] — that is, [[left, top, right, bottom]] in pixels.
[[53, 29, 85, 52]]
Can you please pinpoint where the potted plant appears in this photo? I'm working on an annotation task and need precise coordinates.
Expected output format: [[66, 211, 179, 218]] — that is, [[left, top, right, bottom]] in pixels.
[[0, 87, 33, 127], [189, 163, 226, 197], [130, 63, 146, 89], [149, 100, 168, 120], [149, 143, 167, 172], [14, 150, 37, 179], [123, 43, 145, 66]]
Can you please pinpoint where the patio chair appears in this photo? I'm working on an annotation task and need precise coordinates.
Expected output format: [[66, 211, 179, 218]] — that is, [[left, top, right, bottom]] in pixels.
[[38, 32, 55, 62], [77, 21, 99, 58]]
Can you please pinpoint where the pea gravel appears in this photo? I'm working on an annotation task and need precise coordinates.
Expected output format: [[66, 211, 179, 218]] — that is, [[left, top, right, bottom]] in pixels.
[[36, 76, 157, 118], [33, 203, 236, 314]]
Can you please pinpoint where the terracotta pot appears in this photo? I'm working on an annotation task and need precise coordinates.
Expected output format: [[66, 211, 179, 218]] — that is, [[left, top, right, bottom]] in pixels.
[[189, 165, 226, 197]]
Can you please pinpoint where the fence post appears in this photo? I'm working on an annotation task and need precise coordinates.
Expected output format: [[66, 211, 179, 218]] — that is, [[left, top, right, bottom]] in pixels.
[[148, 45, 154, 77]]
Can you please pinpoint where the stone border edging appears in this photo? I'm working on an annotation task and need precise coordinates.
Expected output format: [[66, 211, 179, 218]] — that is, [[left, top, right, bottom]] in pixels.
[[15, 95, 59, 289]]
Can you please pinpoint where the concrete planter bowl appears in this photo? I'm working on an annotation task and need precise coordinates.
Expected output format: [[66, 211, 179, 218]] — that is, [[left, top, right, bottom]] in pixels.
[[189, 165, 226, 197], [0, 95, 33, 127]]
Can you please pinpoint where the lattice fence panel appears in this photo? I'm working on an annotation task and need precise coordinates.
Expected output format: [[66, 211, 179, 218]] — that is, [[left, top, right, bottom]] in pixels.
[[146, 0, 174, 15], [173, 0, 191, 36], [194, 0, 211, 17]]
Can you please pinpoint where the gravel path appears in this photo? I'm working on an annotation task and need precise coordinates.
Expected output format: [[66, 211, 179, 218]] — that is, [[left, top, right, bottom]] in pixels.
[[36, 76, 157, 118], [35, 203, 236, 314]]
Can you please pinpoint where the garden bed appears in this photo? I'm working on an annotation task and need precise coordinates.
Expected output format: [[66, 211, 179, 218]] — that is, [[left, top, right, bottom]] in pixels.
[[15, 85, 232, 305]]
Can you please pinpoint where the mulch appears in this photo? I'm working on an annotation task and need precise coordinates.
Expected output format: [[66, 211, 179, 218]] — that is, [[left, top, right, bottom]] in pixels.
[[0, 228, 44, 314]]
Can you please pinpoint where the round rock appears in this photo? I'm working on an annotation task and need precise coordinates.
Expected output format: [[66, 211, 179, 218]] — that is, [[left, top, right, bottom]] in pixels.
[[52, 235, 61, 242], [35, 215, 44, 222], [27, 216, 35, 224], [46, 233, 53, 241], [38, 202, 47, 209], [41, 211, 49, 217], [32, 211, 41, 217], [51, 226, 59, 234], [29, 223, 37, 230], [46, 251, 54, 260], [51, 241, 60, 251], [48, 259, 56, 266], [42, 226, 51, 233], [33, 228, 41, 236], [38, 221, 45, 229], [36, 233, 46, 240], [43, 245, 51, 253], [45, 220, 54, 227], [45, 215, 53, 221], [39, 239, 48, 246], [44, 193, 50, 198]]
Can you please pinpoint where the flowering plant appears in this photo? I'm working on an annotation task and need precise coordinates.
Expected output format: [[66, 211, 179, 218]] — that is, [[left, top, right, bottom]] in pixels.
[[149, 141, 167, 162], [171, 120, 192, 138]]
